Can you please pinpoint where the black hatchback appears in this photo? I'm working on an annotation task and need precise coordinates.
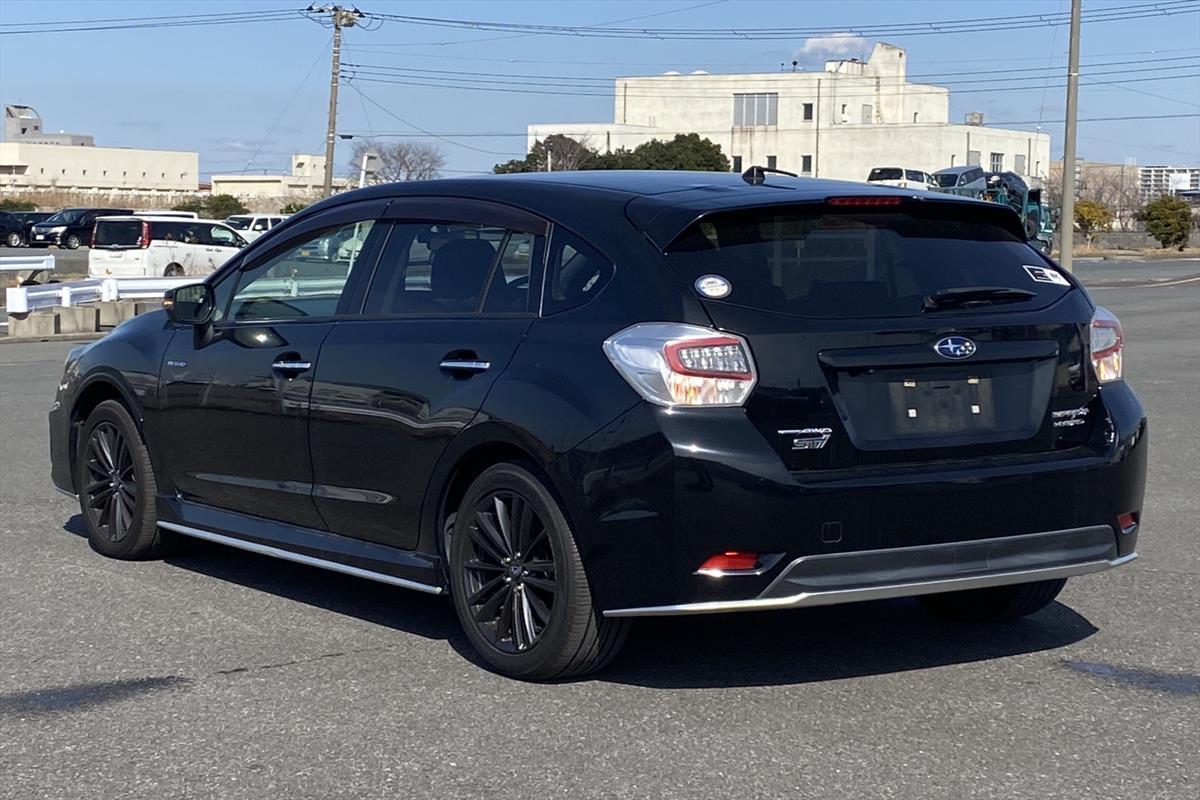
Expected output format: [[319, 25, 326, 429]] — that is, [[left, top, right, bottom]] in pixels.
[[49, 171, 1147, 679]]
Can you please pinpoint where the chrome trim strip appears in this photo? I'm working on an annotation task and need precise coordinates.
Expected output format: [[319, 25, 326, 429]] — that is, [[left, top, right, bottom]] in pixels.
[[605, 553, 1136, 618], [157, 521, 444, 595], [271, 360, 313, 371]]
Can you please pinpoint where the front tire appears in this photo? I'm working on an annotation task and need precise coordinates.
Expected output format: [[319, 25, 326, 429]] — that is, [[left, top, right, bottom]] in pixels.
[[76, 400, 163, 559], [448, 463, 629, 680], [65, 234, 81, 250], [918, 578, 1067, 622]]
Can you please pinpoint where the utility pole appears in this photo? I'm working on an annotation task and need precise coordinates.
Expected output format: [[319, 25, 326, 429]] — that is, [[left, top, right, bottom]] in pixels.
[[1059, 0, 1082, 272], [314, 5, 362, 198]]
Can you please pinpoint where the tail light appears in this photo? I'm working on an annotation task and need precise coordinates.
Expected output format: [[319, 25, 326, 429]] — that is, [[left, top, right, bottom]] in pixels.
[[140, 221, 152, 248], [1090, 307, 1123, 383], [603, 322, 757, 407], [697, 551, 759, 575], [827, 196, 904, 207]]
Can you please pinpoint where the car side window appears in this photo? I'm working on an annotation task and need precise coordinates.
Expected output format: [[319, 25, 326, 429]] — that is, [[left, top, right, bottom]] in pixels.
[[208, 225, 239, 247], [365, 222, 525, 315], [251, 218, 269, 232], [227, 220, 379, 322], [543, 229, 613, 315]]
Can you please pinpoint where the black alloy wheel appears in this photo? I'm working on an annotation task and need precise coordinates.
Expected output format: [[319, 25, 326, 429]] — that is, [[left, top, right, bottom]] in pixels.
[[82, 421, 138, 543], [462, 490, 557, 654], [65, 234, 81, 249]]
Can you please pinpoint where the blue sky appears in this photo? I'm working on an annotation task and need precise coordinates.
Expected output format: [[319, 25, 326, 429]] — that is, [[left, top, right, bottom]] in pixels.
[[1, 0, 1197, 179]]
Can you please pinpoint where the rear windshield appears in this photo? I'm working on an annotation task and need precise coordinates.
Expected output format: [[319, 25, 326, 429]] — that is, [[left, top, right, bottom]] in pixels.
[[935, 173, 960, 187], [868, 168, 902, 181], [93, 220, 142, 247], [666, 206, 1069, 318]]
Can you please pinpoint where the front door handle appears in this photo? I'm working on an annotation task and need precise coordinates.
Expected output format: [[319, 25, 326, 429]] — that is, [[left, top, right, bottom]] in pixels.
[[439, 359, 491, 374]]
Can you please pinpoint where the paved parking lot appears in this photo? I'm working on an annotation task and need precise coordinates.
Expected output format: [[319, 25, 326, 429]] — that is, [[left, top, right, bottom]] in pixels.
[[1, 270, 1196, 799]]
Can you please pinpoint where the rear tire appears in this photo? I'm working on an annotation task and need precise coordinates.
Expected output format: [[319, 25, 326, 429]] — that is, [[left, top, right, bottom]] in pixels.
[[5, 231, 20, 247], [76, 400, 164, 559], [918, 578, 1067, 623], [164, 264, 184, 277], [448, 463, 629, 680], [65, 234, 81, 250]]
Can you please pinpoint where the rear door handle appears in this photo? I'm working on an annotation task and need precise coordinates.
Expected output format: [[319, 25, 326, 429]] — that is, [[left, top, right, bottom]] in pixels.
[[439, 359, 491, 374], [272, 359, 312, 373]]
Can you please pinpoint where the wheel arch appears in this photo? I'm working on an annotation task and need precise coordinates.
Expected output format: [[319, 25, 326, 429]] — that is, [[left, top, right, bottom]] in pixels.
[[68, 373, 144, 479]]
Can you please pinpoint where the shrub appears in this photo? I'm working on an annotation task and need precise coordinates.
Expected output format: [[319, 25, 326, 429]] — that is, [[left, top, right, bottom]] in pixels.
[[1136, 196, 1193, 250], [1074, 199, 1114, 246]]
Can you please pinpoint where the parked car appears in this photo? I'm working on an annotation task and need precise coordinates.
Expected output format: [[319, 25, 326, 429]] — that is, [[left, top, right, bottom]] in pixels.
[[866, 167, 938, 190], [50, 171, 1146, 679], [9, 211, 53, 246], [933, 166, 989, 195], [0, 210, 25, 248], [29, 207, 133, 249], [88, 216, 247, 278], [224, 214, 287, 242]]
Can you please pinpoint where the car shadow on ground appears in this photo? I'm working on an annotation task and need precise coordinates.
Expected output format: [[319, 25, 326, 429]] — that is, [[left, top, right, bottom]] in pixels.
[[64, 515, 1099, 688]]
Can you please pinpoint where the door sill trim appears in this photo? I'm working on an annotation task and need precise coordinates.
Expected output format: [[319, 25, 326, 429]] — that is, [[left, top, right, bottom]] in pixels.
[[157, 521, 444, 595]]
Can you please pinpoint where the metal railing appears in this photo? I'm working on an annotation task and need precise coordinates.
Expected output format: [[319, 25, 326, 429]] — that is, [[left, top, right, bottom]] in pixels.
[[5, 276, 195, 315], [0, 253, 56, 278]]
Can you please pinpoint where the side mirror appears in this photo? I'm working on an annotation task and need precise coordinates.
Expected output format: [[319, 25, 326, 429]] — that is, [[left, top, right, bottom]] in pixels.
[[163, 283, 214, 325]]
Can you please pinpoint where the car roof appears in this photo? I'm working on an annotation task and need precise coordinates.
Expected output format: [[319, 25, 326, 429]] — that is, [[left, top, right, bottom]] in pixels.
[[96, 215, 229, 224], [934, 166, 980, 175], [295, 170, 1022, 247]]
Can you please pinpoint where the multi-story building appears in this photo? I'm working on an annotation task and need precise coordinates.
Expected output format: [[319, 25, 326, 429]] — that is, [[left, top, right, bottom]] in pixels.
[[0, 105, 198, 197], [529, 43, 1051, 183], [1139, 165, 1200, 200]]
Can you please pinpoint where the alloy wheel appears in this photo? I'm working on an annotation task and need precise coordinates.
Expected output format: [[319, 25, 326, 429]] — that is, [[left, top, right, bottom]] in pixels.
[[83, 422, 138, 542], [462, 491, 558, 654]]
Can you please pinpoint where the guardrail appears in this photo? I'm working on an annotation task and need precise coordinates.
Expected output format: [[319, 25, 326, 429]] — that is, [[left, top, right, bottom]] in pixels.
[[0, 253, 56, 278], [5, 276, 194, 315]]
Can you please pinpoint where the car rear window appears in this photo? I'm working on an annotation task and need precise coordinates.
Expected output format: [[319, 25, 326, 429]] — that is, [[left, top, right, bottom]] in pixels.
[[666, 205, 1070, 318], [868, 168, 902, 181], [93, 220, 142, 247]]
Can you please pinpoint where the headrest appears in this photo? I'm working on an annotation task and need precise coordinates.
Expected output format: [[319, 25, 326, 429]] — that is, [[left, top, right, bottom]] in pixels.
[[431, 239, 496, 302]]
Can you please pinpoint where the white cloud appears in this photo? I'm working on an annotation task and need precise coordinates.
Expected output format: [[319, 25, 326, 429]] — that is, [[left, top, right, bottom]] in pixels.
[[796, 32, 867, 58]]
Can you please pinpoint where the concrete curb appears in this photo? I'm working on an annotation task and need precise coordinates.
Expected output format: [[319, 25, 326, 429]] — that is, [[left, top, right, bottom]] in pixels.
[[0, 332, 105, 345]]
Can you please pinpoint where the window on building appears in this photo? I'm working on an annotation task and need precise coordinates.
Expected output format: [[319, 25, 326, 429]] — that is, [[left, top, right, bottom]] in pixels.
[[862, 104, 873, 124], [122, 171, 127, 178], [967, 150, 981, 166], [142, 172, 147, 178], [840, 104, 848, 123], [803, 103, 814, 121], [61, 168, 66, 175], [732, 155, 743, 173], [990, 152, 1004, 172], [913, 112, 919, 123], [801, 155, 813, 174], [1014, 154, 1027, 175], [733, 93, 778, 127], [102, 170, 107, 177], [82, 169, 87, 176], [161, 172, 166, 179], [766, 155, 777, 170], [39, 168, 44, 174]]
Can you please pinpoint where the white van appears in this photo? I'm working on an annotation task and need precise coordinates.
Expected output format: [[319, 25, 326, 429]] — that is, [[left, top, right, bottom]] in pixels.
[[224, 214, 288, 242], [89, 216, 247, 278], [866, 167, 938, 190]]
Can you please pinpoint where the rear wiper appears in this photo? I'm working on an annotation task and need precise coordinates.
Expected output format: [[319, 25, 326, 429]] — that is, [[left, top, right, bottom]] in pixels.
[[923, 286, 1037, 312]]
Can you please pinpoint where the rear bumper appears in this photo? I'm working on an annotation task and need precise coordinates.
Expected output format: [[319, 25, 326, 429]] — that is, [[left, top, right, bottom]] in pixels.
[[605, 525, 1133, 617]]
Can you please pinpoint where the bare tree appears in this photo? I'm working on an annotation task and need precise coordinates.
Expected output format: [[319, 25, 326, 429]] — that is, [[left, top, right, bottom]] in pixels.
[[349, 139, 445, 184]]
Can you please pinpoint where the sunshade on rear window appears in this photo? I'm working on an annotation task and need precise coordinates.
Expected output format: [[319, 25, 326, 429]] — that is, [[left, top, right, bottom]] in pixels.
[[665, 205, 1070, 319]]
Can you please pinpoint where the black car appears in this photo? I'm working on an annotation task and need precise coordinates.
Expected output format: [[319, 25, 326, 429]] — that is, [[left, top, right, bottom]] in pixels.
[[10, 211, 53, 246], [0, 210, 26, 247], [49, 171, 1147, 679], [29, 207, 133, 249]]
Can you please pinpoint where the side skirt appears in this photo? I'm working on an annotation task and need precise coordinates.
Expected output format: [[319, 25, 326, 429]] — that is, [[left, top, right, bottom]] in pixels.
[[157, 497, 446, 595]]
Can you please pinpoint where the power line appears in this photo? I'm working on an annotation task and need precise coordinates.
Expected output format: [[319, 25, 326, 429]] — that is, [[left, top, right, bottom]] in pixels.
[[345, 83, 524, 157], [0, 9, 303, 35], [363, 1, 1198, 41]]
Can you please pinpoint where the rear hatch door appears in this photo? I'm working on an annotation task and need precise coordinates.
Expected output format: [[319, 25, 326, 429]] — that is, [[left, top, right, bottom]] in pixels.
[[659, 197, 1103, 471]]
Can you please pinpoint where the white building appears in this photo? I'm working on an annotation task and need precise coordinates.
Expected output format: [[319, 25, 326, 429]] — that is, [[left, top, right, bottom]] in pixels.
[[529, 43, 1050, 183], [1139, 165, 1200, 199], [0, 105, 198, 196], [210, 154, 349, 200]]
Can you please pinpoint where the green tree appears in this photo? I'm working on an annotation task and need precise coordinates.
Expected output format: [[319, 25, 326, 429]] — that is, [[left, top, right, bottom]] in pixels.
[[494, 135, 598, 173], [0, 199, 37, 211], [493, 132, 729, 174], [279, 201, 309, 215], [1074, 199, 1114, 247], [1136, 196, 1194, 250], [622, 133, 730, 172], [171, 197, 207, 215], [204, 194, 249, 219]]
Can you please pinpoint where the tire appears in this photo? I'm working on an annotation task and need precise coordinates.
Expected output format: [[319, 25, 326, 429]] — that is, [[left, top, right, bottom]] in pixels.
[[76, 400, 164, 559], [448, 463, 629, 680], [65, 234, 81, 250], [5, 231, 20, 247], [164, 264, 184, 277], [918, 578, 1067, 623]]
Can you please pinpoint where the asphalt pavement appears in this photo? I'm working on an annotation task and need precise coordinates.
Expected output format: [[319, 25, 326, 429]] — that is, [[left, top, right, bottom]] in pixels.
[[0, 267, 1197, 799]]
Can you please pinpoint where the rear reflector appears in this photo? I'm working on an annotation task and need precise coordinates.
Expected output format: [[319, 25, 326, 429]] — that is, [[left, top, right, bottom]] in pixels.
[[698, 551, 759, 573], [827, 196, 905, 207], [1117, 512, 1139, 533]]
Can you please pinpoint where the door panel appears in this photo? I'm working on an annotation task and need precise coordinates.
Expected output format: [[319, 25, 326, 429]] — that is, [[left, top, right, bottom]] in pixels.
[[309, 318, 532, 549], [157, 321, 333, 529]]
